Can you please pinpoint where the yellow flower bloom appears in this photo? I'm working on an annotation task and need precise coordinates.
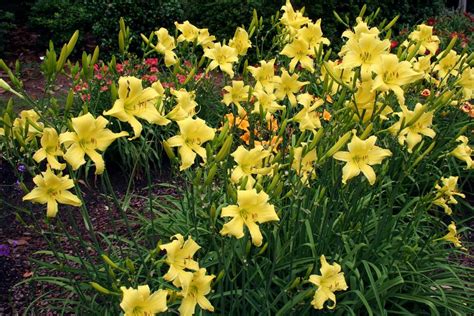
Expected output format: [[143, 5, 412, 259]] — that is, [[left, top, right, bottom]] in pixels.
[[457, 67, 474, 100], [120, 285, 168, 316], [333, 134, 392, 185], [229, 27, 252, 56], [296, 19, 330, 51], [204, 43, 238, 77], [166, 117, 215, 170], [175, 21, 199, 43], [280, 38, 314, 73], [154, 28, 178, 67], [407, 24, 440, 55], [280, 0, 310, 37], [220, 189, 279, 246], [433, 176, 465, 215], [273, 69, 308, 105], [294, 93, 323, 132], [389, 103, 435, 153], [340, 33, 390, 80], [13, 109, 43, 142], [442, 222, 465, 249], [167, 88, 198, 121], [320, 60, 353, 95], [32, 128, 65, 170], [197, 28, 216, 49], [104, 76, 170, 139], [231, 145, 273, 188], [349, 80, 392, 122], [292, 145, 317, 183], [341, 17, 380, 44], [252, 86, 285, 114], [433, 50, 460, 79], [309, 255, 348, 310], [222, 80, 250, 114], [159, 234, 200, 285], [450, 136, 472, 169], [177, 268, 215, 316], [59, 113, 128, 174], [247, 59, 276, 90], [372, 54, 422, 105], [23, 168, 81, 217]]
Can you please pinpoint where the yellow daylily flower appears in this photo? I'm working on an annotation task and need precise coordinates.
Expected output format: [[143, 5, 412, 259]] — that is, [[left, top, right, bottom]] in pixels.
[[294, 93, 323, 132], [231, 145, 273, 188], [433, 50, 460, 79], [349, 80, 392, 122], [13, 109, 44, 142], [450, 136, 472, 169], [204, 43, 238, 77], [273, 69, 308, 105], [166, 117, 215, 170], [175, 21, 199, 43], [457, 67, 474, 100], [340, 33, 390, 80], [22, 168, 81, 218], [222, 80, 250, 113], [407, 24, 440, 55], [32, 127, 65, 170], [320, 60, 353, 95], [247, 59, 276, 90], [104, 76, 170, 139], [177, 268, 215, 316], [371, 54, 422, 105], [252, 86, 285, 114], [120, 285, 168, 316], [59, 113, 128, 174], [280, 0, 310, 37], [229, 27, 252, 56], [154, 28, 178, 67], [333, 134, 392, 185], [296, 19, 330, 51], [412, 55, 438, 84], [341, 17, 380, 44], [280, 38, 314, 73], [441, 222, 465, 249], [309, 255, 348, 310], [389, 103, 435, 153], [159, 234, 200, 286], [167, 88, 198, 121], [292, 145, 317, 183], [433, 176, 465, 215], [220, 189, 279, 246], [197, 28, 216, 49]]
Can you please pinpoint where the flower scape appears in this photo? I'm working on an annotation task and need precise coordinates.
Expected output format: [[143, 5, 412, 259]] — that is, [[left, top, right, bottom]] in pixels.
[[0, 1, 473, 315]]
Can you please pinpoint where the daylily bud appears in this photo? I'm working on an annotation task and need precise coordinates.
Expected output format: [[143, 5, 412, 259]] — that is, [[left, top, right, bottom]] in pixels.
[[66, 30, 79, 55], [162, 141, 176, 160], [320, 130, 352, 161], [90, 282, 115, 295], [205, 163, 218, 185]]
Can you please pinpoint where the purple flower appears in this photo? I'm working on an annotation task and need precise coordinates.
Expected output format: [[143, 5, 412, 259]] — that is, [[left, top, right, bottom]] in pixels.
[[0, 244, 10, 256], [17, 164, 26, 173]]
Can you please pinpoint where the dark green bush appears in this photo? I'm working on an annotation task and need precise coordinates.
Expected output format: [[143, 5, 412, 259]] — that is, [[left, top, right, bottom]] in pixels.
[[25, 0, 447, 56], [0, 10, 15, 55]]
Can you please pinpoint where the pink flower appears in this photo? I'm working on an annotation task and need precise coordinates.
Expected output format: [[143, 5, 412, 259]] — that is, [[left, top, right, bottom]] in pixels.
[[162, 82, 175, 89], [177, 74, 187, 84], [116, 64, 124, 73], [145, 58, 158, 66], [184, 60, 192, 68], [150, 66, 159, 73], [100, 86, 109, 92]]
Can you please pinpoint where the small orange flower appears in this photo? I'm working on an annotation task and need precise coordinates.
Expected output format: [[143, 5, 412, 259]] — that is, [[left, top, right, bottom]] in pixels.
[[223, 113, 249, 132], [325, 95, 334, 103], [420, 89, 431, 97], [322, 109, 332, 121]]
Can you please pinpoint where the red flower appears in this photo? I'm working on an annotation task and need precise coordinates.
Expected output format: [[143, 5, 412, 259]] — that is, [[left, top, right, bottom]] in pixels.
[[177, 74, 186, 84], [145, 58, 158, 66], [390, 40, 398, 49], [426, 17, 437, 26]]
